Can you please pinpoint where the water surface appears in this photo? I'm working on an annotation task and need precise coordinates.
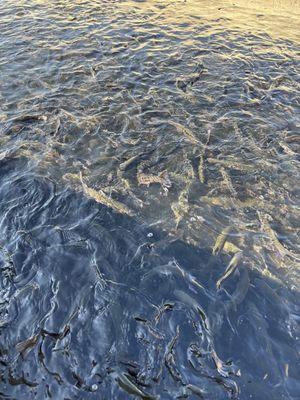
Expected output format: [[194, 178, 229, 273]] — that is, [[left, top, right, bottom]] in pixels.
[[0, 1, 299, 399]]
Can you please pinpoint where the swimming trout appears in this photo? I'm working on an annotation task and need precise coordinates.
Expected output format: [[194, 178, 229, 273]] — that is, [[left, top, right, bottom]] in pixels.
[[80, 172, 134, 216]]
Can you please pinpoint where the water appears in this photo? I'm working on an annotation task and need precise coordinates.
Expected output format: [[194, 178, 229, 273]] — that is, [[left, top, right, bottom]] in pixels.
[[0, 0, 299, 398]]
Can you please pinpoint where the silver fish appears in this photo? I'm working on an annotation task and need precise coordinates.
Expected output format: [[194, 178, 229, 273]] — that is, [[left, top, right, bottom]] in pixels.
[[115, 373, 156, 400], [216, 251, 243, 289]]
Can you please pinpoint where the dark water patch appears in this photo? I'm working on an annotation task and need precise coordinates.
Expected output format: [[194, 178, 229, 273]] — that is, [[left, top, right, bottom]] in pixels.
[[0, 160, 298, 399]]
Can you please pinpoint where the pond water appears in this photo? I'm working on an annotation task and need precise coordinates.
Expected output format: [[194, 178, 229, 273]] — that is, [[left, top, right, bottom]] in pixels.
[[0, 0, 299, 399]]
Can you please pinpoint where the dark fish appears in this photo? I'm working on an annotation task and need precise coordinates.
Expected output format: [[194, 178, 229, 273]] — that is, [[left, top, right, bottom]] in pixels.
[[8, 369, 38, 387], [226, 265, 250, 312], [9, 115, 46, 124], [115, 372, 156, 400], [16, 333, 39, 358]]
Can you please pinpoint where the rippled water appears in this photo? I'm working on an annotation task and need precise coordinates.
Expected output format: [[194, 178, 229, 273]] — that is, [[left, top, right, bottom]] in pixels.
[[0, 0, 300, 398]]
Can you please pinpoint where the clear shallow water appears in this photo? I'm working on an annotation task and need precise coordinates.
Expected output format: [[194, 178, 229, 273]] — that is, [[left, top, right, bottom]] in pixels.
[[0, 0, 299, 398]]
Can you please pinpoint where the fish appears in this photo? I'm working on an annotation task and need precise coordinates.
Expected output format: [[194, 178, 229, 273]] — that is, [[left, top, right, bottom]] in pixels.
[[8, 114, 47, 124], [168, 120, 199, 144], [164, 325, 184, 384], [207, 157, 255, 172], [0, 150, 10, 161], [200, 195, 270, 211], [41, 325, 70, 340], [137, 171, 172, 189], [117, 168, 131, 191], [186, 384, 205, 398], [150, 119, 200, 144], [226, 265, 250, 311], [62, 173, 81, 183], [184, 156, 195, 180], [285, 134, 300, 143], [220, 167, 237, 197], [216, 251, 243, 290], [200, 196, 233, 207], [8, 369, 38, 387], [154, 303, 174, 325], [16, 333, 40, 358], [212, 226, 233, 255], [119, 146, 157, 171], [198, 154, 206, 183], [198, 128, 211, 183], [80, 172, 134, 216], [222, 241, 241, 254], [258, 212, 299, 261], [278, 141, 297, 156], [119, 154, 140, 171], [174, 289, 210, 331], [171, 186, 189, 228], [115, 373, 156, 400], [211, 350, 230, 378], [171, 156, 195, 227]]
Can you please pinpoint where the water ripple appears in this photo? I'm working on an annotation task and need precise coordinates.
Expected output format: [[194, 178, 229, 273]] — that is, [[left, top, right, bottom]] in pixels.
[[0, 0, 299, 398]]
